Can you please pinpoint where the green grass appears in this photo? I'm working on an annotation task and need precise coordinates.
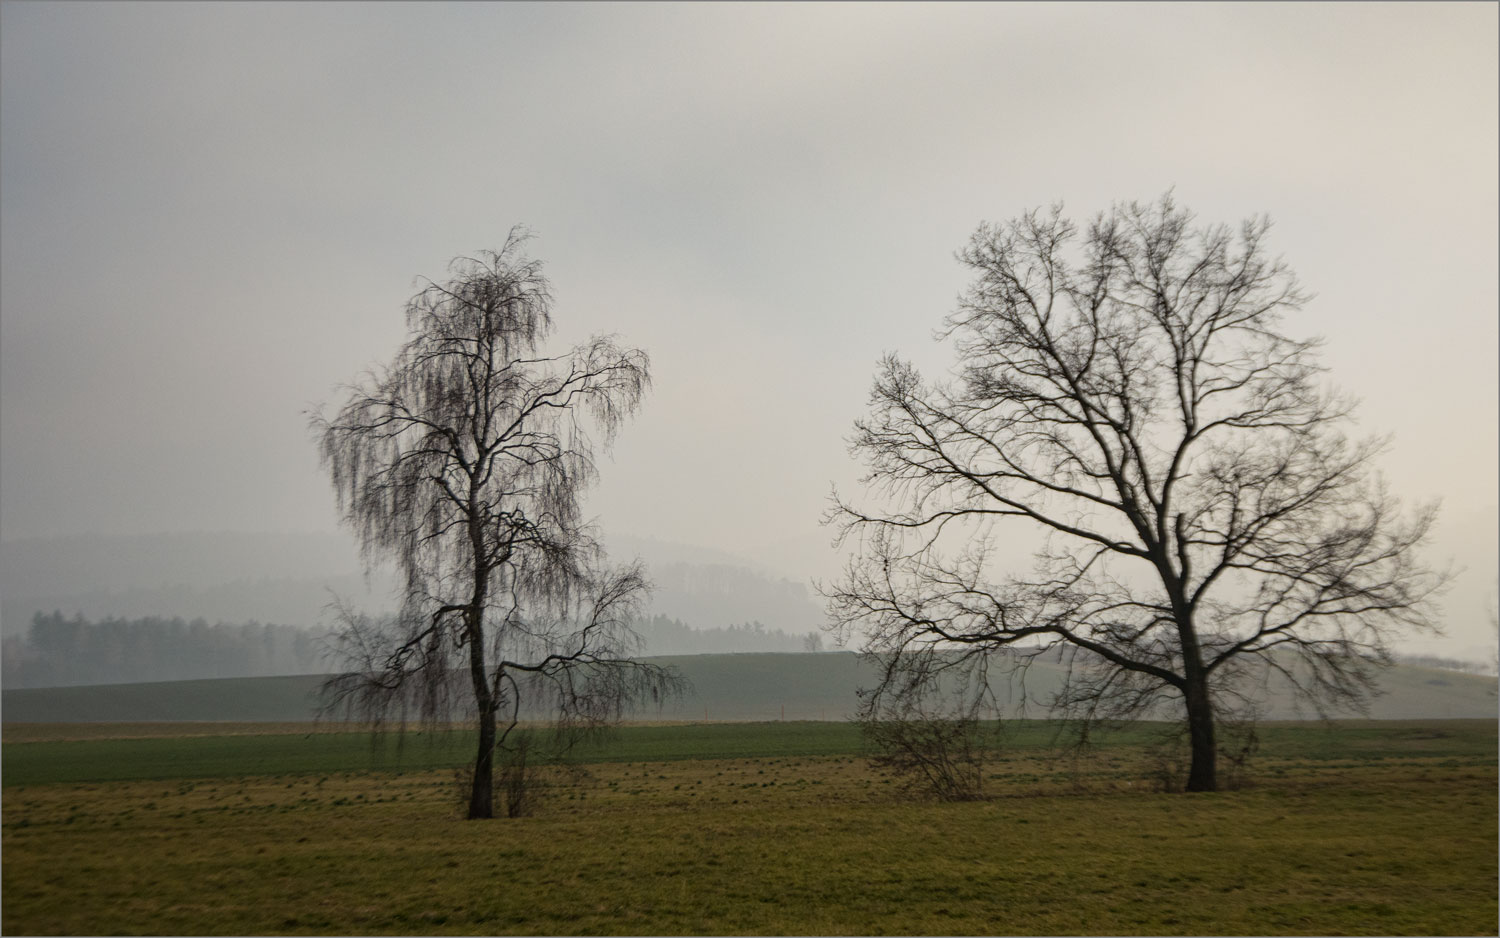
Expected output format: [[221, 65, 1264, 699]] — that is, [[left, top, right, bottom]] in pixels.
[[3, 719, 1494, 935], [1, 673, 330, 722], [0, 722, 869, 786], [1247, 719, 1500, 761], [6, 718, 1497, 788], [2, 742, 1494, 935], [2, 727, 474, 786]]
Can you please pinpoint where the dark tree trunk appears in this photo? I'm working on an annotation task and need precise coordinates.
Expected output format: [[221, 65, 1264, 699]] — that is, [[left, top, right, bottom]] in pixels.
[[464, 566, 496, 819], [468, 697, 497, 819], [1183, 671, 1217, 792], [1170, 584, 1218, 793]]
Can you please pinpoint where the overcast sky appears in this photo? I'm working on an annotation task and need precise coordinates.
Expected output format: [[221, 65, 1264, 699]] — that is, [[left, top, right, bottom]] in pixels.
[[2, 2, 1495, 658]]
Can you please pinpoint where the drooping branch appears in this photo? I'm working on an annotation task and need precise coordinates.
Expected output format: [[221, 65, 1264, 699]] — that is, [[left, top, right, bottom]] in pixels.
[[311, 233, 677, 818]]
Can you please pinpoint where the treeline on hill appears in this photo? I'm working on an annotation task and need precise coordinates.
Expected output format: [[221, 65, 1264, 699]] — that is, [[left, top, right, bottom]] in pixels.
[[2, 612, 331, 688], [631, 614, 826, 655], [1396, 653, 1497, 676], [2, 611, 827, 689]]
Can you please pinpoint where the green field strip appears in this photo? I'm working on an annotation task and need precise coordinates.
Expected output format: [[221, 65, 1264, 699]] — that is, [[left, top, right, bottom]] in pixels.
[[4, 718, 1493, 788], [2, 731, 466, 786], [1, 722, 868, 786], [0, 719, 1129, 787]]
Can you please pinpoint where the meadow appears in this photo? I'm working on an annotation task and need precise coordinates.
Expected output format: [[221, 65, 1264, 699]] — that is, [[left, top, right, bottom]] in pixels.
[[2, 718, 1496, 935]]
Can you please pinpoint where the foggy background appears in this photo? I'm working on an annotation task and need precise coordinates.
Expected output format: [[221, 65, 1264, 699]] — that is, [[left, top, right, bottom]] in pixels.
[[2, 4, 1495, 669]]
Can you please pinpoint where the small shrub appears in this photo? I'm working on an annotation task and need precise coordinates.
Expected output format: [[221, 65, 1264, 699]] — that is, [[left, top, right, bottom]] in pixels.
[[1144, 735, 1187, 793], [1217, 720, 1260, 791], [498, 732, 535, 818], [862, 713, 994, 801]]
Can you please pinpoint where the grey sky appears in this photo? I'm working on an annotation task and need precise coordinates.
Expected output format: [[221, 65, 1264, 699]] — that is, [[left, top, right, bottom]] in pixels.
[[2, 2, 1495, 658]]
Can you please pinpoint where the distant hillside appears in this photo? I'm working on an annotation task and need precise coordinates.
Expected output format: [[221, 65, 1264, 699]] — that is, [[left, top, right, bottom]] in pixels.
[[0, 611, 822, 688], [4, 653, 1493, 724], [1, 575, 392, 641], [1, 531, 827, 644]]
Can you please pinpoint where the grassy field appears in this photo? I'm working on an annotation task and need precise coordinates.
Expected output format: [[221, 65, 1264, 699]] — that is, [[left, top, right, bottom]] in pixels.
[[6, 718, 1495, 787], [2, 719, 1495, 935], [0, 721, 868, 786]]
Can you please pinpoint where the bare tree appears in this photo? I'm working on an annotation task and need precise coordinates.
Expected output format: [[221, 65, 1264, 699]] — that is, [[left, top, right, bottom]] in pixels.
[[826, 195, 1443, 792], [312, 232, 679, 818]]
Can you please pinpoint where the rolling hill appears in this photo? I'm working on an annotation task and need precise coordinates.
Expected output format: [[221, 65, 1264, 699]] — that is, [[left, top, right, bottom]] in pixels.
[[3, 652, 1493, 724]]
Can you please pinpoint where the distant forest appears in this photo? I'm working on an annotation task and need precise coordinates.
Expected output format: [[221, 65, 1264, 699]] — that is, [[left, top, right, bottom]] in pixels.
[[3, 612, 328, 688], [1, 611, 827, 689], [1395, 653, 1497, 676], [632, 613, 827, 656]]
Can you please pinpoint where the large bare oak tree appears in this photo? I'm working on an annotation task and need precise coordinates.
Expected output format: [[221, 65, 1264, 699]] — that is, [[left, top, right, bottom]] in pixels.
[[826, 196, 1443, 792], [312, 233, 677, 818]]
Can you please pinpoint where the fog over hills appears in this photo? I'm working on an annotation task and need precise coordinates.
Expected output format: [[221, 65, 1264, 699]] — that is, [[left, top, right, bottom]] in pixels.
[[0, 532, 382, 637], [0, 530, 827, 646], [0, 532, 360, 596], [4, 524, 1493, 668]]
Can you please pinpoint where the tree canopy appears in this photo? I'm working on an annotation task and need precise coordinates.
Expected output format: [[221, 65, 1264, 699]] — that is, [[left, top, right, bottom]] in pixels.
[[313, 232, 676, 817], [826, 195, 1444, 792]]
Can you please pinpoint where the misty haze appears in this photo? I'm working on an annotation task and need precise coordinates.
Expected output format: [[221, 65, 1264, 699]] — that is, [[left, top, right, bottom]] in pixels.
[[1, 3, 1495, 936]]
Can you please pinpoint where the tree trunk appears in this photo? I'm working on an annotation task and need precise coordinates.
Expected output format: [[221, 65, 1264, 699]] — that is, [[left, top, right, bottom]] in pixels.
[[464, 516, 496, 819], [467, 697, 496, 819], [1183, 671, 1217, 792], [1170, 587, 1217, 793], [464, 577, 496, 818]]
